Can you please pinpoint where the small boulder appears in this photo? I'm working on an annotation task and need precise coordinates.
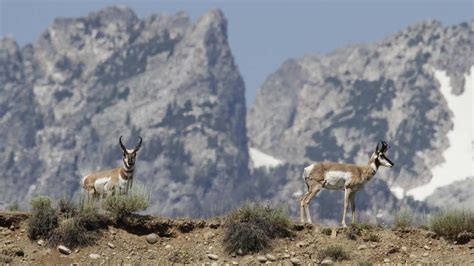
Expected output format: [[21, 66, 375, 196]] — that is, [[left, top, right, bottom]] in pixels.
[[146, 233, 159, 244], [265, 253, 277, 261], [256, 256, 267, 263], [37, 240, 45, 246], [58, 245, 71, 255], [290, 258, 301, 265], [89, 254, 101, 260], [384, 258, 391, 263], [321, 259, 334, 265], [207, 253, 219, 260], [423, 245, 431, 250], [401, 246, 408, 253], [107, 242, 115, 249]]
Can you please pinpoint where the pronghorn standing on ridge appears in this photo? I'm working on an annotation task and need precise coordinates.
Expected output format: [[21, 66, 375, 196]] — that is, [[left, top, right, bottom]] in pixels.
[[300, 141, 394, 227], [81, 136, 142, 201]]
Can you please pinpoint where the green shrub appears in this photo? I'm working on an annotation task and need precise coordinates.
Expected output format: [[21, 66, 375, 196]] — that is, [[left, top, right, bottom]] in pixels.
[[48, 217, 98, 248], [318, 245, 350, 261], [7, 202, 20, 212], [76, 203, 104, 230], [102, 191, 150, 221], [27, 196, 59, 240], [57, 197, 77, 216], [223, 203, 292, 254], [430, 210, 474, 240], [394, 210, 413, 229]]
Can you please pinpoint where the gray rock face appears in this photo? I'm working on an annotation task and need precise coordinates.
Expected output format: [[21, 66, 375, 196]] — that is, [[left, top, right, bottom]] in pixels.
[[425, 177, 474, 210], [248, 20, 473, 191], [0, 7, 248, 216]]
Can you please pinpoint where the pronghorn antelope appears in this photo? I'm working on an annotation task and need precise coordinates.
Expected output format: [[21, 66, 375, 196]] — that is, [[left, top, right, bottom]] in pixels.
[[81, 136, 142, 201], [300, 141, 394, 227]]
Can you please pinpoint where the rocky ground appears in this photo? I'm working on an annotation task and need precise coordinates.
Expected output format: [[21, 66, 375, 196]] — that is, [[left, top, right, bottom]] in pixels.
[[0, 212, 473, 265]]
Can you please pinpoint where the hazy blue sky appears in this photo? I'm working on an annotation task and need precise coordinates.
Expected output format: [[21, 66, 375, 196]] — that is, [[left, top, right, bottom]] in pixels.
[[1, 0, 472, 105]]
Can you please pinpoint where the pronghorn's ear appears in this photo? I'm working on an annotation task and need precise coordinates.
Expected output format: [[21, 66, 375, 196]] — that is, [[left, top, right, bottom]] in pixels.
[[381, 141, 390, 152], [133, 136, 142, 152], [375, 142, 381, 153], [119, 136, 127, 153]]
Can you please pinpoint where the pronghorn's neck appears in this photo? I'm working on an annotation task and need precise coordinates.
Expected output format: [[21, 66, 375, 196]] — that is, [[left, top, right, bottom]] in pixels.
[[363, 158, 379, 180], [120, 159, 135, 180]]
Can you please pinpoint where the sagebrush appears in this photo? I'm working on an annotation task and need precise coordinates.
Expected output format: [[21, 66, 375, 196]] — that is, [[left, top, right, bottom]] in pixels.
[[318, 245, 350, 261], [430, 210, 474, 241], [27, 196, 59, 240], [102, 189, 150, 221], [223, 203, 292, 255]]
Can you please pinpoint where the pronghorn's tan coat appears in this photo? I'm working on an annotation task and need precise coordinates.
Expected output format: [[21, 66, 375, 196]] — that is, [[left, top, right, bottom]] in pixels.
[[300, 141, 394, 227], [81, 136, 142, 201]]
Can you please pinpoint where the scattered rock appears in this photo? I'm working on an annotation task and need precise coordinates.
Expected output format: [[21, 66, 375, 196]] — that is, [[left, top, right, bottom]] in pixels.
[[203, 231, 215, 240], [455, 231, 472, 245], [237, 249, 244, 256], [265, 253, 277, 261], [401, 246, 408, 253], [89, 254, 101, 260], [37, 240, 45, 246], [384, 258, 391, 263], [425, 231, 437, 238], [290, 257, 301, 265], [0, 255, 12, 263], [58, 245, 71, 255], [207, 253, 219, 260], [409, 254, 417, 259], [321, 259, 334, 265], [424, 245, 431, 250], [257, 256, 267, 263], [283, 253, 291, 259], [422, 252, 429, 257], [107, 242, 115, 249], [208, 219, 221, 229], [358, 244, 367, 250], [146, 233, 159, 244], [296, 241, 306, 248]]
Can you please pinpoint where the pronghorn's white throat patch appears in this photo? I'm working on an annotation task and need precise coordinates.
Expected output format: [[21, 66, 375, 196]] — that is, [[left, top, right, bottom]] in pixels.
[[323, 171, 352, 190]]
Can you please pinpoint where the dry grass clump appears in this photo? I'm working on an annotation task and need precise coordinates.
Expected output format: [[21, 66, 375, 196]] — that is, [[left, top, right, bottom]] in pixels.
[[394, 209, 413, 229], [7, 202, 20, 212], [318, 245, 350, 261], [430, 210, 474, 243], [102, 186, 150, 221], [168, 249, 192, 264], [223, 203, 293, 255]]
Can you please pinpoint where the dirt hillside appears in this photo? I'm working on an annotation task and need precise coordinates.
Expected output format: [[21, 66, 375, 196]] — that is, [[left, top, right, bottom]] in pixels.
[[0, 212, 473, 265]]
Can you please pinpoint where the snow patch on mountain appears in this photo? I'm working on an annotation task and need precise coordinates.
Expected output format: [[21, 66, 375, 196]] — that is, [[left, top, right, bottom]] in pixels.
[[407, 66, 474, 201], [249, 147, 283, 169]]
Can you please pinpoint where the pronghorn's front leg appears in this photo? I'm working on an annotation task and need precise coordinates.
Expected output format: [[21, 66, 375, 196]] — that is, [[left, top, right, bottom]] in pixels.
[[342, 187, 352, 228], [350, 192, 356, 225]]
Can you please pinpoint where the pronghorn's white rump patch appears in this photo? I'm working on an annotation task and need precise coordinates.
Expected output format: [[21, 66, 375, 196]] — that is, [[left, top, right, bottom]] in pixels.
[[94, 177, 111, 194], [303, 164, 315, 179], [323, 171, 352, 190]]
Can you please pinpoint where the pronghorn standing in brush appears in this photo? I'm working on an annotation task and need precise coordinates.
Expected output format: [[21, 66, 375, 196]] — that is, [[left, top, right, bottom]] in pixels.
[[300, 141, 394, 227], [81, 136, 142, 201]]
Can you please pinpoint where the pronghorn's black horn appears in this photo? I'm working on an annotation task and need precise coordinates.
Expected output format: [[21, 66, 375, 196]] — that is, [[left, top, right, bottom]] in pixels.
[[119, 136, 127, 153], [381, 141, 390, 152], [375, 141, 381, 153], [134, 136, 142, 152]]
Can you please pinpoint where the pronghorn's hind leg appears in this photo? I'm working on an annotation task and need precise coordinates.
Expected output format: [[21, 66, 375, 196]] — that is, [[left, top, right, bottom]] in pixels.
[[300, 182, 323, 224]]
